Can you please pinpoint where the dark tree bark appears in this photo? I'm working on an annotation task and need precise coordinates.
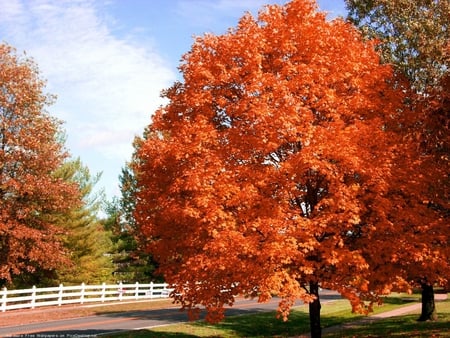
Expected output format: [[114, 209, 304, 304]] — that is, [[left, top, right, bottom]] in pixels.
[[418, 283, 437, 321], [309, 281, 322, 338]]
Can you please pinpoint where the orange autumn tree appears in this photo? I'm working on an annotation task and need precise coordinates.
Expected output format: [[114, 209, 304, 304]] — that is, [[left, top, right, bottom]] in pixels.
[[346, 0, 449, 321], [348, 79, 449, 320], [0, 44, 79, 287], [396, 74, 449, 320], [134, 0, 407, 336]]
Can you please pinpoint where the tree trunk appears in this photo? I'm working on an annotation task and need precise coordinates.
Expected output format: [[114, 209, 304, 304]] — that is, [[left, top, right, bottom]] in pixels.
[[418, 283, 437, 321], [309, 281, 322, 338]]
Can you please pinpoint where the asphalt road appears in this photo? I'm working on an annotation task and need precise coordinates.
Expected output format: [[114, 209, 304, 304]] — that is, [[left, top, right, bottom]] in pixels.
[[0, 290, 341, 337]]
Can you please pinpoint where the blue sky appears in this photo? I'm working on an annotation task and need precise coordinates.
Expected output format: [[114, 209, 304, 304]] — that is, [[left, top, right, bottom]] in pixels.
[[0, 0, 346, 200]]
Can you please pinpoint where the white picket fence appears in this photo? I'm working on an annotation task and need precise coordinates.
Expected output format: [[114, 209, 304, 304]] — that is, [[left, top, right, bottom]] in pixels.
[[1, 282, 172, 312]]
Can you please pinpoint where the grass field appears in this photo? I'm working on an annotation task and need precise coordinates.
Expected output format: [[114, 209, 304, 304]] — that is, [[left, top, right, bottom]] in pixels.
[[104, 293, 450, 337], [325, 298, 450, 337]]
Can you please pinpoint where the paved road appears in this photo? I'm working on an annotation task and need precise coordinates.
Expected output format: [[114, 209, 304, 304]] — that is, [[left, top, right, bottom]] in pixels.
[[0, 290, 341, 337]]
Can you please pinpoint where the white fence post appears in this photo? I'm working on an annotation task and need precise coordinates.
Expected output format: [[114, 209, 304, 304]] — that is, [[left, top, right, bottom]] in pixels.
[[163, 283, 170, 296], [31, 285, 36, 309], [1, 287, 7, 312], [135, 282, 139, 300], [101, 282, 106, 302], [80, 282, 85, 304], [58, 284, 63, 306], [149, 282, 154, 299], [118, 281, 123, 301]]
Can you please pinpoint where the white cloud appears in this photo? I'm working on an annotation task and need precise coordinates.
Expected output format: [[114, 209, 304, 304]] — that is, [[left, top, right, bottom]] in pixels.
[[0, 0, 345, 200], [0, 0, 175, 197]]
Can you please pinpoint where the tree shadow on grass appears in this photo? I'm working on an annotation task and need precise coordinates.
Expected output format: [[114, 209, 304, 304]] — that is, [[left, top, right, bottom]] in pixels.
[[192, 310, 312, 337], [192, 311, 363, 338], [141, 310, 372, 337], [114, 330, 199, 337], [324, 314, 450, 338], [381, 296, 418, 305]]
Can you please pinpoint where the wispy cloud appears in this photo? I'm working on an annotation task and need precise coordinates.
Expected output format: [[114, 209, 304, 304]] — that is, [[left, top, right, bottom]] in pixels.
[[0, 0, 345, 198], [0, 0, 175, 196]]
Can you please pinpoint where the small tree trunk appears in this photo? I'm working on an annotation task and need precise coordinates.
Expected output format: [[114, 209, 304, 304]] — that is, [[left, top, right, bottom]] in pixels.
[[418, 283, 437, 321], [309, 281, 322, 338]]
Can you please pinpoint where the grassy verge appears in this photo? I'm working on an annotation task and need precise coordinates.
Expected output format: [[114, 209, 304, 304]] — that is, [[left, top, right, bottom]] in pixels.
[[105, 293, 446, 338], [324, 297, 450, 337]]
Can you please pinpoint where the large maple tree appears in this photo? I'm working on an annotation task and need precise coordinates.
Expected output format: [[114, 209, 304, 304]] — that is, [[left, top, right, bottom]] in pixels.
[[0, 44, 79, 287], [134, 1, 411, 336]]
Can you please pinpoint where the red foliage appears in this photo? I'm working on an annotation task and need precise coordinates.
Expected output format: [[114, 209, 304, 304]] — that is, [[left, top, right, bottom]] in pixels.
[[0, 44, 79, 285], [133, 0, 444, 325]]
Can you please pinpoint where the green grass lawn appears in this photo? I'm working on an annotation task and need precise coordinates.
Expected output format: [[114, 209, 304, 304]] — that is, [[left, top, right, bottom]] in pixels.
[[103, 293, 450, 337], [323, 297, 450, 337]]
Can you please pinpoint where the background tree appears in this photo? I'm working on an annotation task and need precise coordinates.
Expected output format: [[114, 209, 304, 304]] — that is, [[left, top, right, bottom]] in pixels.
[[104, 157, 160, 283], [406, 74, 449, 321], [134, 1, 409, 336], [346, 0, 449, 321], [346, 0, 449, 93], [105, 129, 164, 283], [51, 158, 114, 285], [0, 44, 79, 287]]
